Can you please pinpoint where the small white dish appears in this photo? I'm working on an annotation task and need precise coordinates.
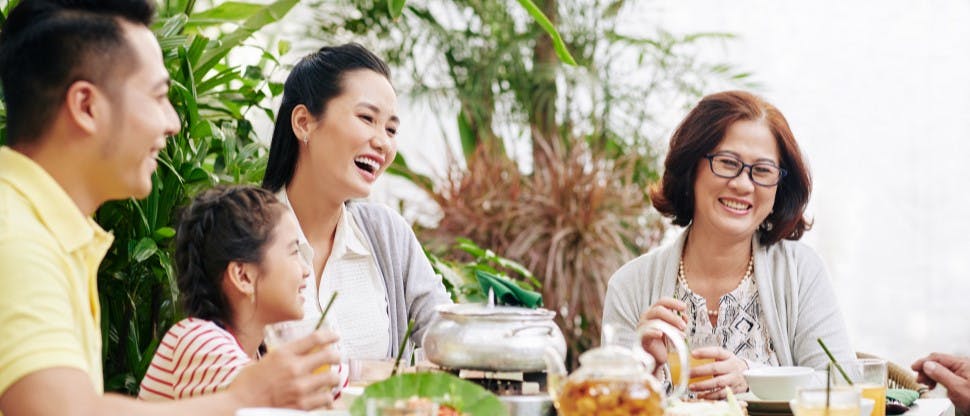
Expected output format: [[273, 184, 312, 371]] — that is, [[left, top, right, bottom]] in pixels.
[[743, 366, 815, 401], [737, 392, 791, 413]]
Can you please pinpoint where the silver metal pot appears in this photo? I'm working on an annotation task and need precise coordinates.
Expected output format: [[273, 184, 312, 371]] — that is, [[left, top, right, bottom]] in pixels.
[[422, 303, 567, 372]]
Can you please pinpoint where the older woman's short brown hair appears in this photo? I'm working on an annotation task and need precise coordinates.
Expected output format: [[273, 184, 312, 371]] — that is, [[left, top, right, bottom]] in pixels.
[[650, 90, 812, 245]]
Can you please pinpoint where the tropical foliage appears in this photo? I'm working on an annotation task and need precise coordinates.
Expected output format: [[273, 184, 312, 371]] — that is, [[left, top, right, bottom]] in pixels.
[[429, 237, 541, 304]]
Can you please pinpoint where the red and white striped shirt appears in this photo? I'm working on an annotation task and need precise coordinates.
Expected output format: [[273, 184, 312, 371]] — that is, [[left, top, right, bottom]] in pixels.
[[138, 317, 251, 401]]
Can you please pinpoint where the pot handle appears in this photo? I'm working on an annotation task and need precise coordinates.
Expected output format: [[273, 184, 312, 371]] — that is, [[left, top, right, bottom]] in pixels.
[[506, 325, 554, 337]]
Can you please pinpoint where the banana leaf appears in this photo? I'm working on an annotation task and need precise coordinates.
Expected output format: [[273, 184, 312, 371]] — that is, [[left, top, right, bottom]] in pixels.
[[349, 372, 508, 416]]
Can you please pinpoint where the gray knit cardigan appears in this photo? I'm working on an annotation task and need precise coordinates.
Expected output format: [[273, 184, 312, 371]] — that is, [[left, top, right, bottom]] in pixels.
[[346, 202, 453, 361], [602, 228, 855, 369]]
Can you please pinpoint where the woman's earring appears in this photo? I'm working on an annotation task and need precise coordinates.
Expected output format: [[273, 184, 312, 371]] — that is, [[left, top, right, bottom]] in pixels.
[[302, 135, 309, 145], [760, 220, 774, 232]]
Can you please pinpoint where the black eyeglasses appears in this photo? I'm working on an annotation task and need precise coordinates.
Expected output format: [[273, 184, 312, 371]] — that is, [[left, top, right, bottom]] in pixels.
[[703, 153, 787, 187]]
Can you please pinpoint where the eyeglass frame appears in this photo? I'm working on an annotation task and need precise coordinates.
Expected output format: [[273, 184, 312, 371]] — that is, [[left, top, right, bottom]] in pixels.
[[703, 152, 788, 187]]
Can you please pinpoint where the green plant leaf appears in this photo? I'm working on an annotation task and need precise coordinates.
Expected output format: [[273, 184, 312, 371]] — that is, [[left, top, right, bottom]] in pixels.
[[350, 373, 508, 416], [196, 0, 299, 77], [457, 110, 477, 159], [155, 13, 188, 38], [387, 0, 406, 19], [153, 227, 177, 240], [157, 34, 190, 51], [277, 39, 291, 56], [136, 337, 161, 377], [131, 238, 158, 263], [515, 0, 576, 66], [268, 81, 284, 97], [430, 258, 467, 291], [188, 1, 264, 24]]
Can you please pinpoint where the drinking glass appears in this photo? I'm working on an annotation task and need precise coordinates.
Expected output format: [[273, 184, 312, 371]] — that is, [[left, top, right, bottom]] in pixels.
[[667, 350, 715, 386], [792, 386, 861, 416], [830, 359, 887, 416], [263, 315, 349, 391], [667, 332, 715, 388]]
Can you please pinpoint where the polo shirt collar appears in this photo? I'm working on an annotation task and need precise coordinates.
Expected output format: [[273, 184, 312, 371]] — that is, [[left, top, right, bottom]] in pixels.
[[0, 147, 110, 253]]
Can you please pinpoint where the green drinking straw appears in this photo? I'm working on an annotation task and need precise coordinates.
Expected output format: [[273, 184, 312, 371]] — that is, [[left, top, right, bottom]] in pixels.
[[315, 291, 339, 330], [817, 338, 854, 385], [391, 319, 416, 376], [825, 363, 831, 413]]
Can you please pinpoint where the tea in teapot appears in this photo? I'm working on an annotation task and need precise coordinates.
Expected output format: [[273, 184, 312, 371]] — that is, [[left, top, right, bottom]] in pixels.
[[544, 321, 690, 416]]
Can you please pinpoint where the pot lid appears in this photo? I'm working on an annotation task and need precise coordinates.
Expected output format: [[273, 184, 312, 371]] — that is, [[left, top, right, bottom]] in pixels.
[[436, 303, 556, 321], [580, 345, 649, 366]]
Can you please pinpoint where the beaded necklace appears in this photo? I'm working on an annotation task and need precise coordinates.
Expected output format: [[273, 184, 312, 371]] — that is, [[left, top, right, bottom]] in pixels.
[[677, 254, 754, 317]]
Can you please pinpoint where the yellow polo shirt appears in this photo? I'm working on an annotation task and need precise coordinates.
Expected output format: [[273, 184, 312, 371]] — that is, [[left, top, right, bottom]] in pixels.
[[0, 146, 113, 396]]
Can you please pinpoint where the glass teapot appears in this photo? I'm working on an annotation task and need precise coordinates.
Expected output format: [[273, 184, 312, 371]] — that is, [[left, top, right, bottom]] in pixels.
[[543, 321, 690, 416]]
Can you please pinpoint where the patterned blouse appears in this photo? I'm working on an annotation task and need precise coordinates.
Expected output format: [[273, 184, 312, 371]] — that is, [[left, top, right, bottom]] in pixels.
[[674, 273, 779, 367], [674, 272, 779, 367]]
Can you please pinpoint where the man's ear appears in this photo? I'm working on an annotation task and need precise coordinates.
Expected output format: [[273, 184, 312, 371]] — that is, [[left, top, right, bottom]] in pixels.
[[63, 80, 104, 135], [225, 261, 257, 297], [290, 104, 316, 143]]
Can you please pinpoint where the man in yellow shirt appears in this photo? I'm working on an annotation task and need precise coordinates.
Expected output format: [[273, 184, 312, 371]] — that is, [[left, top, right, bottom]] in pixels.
[[0, 1, 341, 415]]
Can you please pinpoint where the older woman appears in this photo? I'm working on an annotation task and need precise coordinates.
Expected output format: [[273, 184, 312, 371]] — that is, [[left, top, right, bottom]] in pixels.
[[262, 43, 451, 363], [602, 91, 854, 399]]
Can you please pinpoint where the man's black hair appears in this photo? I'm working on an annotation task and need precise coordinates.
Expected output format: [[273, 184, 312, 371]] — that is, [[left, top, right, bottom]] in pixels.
[[0, 0, 156, 145]]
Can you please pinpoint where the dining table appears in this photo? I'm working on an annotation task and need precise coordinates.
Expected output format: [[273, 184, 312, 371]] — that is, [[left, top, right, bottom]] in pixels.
[[902, 399, 955, 416], [299, 399, 958, 416], [743, 397, 954, 416]]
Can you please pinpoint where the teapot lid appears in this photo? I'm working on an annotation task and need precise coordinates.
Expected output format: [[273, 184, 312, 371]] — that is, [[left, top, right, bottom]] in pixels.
[[578, 325, 656, 370], [579, 345, 653, 367], [436, 303, 556, 320]]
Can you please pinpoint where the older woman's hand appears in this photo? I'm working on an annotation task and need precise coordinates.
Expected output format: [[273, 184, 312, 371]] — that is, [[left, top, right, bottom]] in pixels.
[[637, 297, 687, 367], [686, 346, 749, 400]]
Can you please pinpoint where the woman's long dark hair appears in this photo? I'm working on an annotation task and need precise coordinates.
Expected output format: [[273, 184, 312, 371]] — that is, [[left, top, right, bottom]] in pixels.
[[262, 43, 391, 192], [174, 186, 285, 327]]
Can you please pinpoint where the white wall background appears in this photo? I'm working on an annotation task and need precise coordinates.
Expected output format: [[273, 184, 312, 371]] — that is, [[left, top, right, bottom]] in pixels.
[[619, 0, 970, 368]]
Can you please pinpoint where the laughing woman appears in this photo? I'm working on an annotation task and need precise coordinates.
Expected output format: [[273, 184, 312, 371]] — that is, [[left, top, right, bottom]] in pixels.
[[262, 43, 451, 363], [602, 91, 854, 399]]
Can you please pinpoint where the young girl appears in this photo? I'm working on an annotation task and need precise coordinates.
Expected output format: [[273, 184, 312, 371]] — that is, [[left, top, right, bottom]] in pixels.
[[139, 186, 313, 400]]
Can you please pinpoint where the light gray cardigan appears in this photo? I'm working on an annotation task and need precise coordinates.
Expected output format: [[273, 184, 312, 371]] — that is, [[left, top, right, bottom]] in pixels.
[[346, 202, 453, 360], [602, 229, 855, 369]]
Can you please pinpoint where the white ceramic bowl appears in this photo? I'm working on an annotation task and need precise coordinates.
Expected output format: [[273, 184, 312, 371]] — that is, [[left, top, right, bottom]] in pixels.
[[744, 366, 815, 401]]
